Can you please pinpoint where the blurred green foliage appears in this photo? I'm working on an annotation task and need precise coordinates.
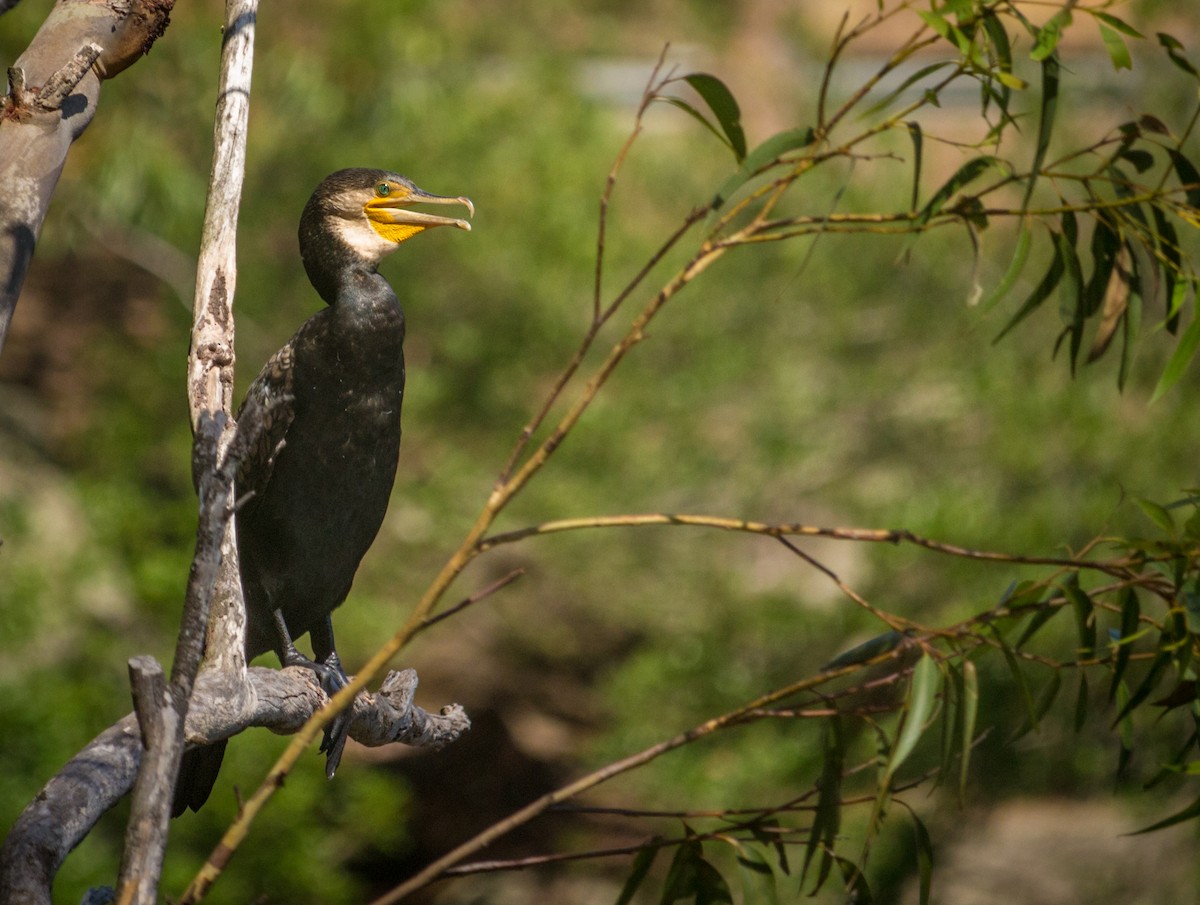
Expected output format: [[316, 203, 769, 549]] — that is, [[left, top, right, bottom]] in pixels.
[[2, 0, 1200, 902]]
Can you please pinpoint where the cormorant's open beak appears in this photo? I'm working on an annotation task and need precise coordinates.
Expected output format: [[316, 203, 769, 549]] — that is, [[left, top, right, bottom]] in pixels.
[[369, 189, 474, 232]]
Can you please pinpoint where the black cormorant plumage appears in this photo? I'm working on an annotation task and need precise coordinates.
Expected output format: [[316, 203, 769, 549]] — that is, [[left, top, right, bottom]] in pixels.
[[173, 168, 473, 816]]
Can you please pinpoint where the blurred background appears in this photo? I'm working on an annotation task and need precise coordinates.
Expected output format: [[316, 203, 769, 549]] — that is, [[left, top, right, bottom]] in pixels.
[[2, 0, 1199, 901]]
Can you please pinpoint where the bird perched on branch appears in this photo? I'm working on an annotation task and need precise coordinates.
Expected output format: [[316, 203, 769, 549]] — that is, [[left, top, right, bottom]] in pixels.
[[173, 168, 473, 816]]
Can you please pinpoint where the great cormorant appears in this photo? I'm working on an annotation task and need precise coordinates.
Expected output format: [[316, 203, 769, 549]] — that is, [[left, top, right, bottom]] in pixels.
[[173, 168, 473, 816]]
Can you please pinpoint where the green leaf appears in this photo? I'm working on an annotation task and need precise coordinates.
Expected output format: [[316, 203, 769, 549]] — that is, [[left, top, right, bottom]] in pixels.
[[1157, 32, 1199, 78], [1098, 23, 1133, 71], [1109, 588, 1141, 702], [1150, 204, 1182, 332], [990, 625, 1039, 731], [660, 838, 702, 905], [979, 223, 1031, 313], [910, 810, 934, 905], [1016, 600, 1062, 649], [823, 630, 904, 670], [885, 654, 942, 785], [1012, 668, 1062, 741], [1135, 497, 1176, 534], [802, 717, 844, 892], [960, 660, 979, 799], [710, 126, 815, 212], [1024, 56, 1059, 209], [1151, 311, 1200, 403], [993, 225, 1064, 342], [736, 844, 779, 905], [1092, 12, 1144, 39], [1062, 575, 1095, 659], [835, 857, 874, 904], [1113, 649, 1170, 726], [683, 73, 747, 162], [1168, 149, 1200, 208], [615, 843, 660, 905], [1128, 793, 1200, 835], [694, 858, 733, 905], [906, 121, 923, 214], [860, 62, 954, 119], [1074, 672, 1089, 732], [1031, 10, 1071, 61]]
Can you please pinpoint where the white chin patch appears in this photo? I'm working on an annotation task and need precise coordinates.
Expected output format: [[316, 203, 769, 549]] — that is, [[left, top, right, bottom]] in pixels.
[[333, 215, 396, 264]]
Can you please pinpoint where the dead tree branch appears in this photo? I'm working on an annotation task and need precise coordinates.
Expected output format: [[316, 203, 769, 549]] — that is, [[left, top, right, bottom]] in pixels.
[[0, 0, 175, 354], [0, 668, 467, 905]]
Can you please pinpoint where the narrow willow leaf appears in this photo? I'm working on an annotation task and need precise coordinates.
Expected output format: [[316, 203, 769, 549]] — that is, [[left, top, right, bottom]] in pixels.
[[1135, 497, 1176, 534], [1016, 601, 1062, 649], [615, 843, 660, 905], [1157, 32, 1199, 78], [979, 223, 1031, 313], [823, 630, 904, 670], [710, 126, 815, 211], [694, 858, 734, 905], [1031, 11, 1071, 61], [1115, 681, 1134, 779], [1062, 575, 1096, 659], [1098, 23, 1133, 70], [1168, 149, 1200, 207], [683, 73, 747, 161], [660, 838, 702, 905], [748, 820, 789, 876], [1093, 11, 1145, 39], [899, 156, 1001, 260], [1058, 214, 1085, 372], [1074, 672, 1089, 732], [860, 62, 953, 119], [1113, 649, 1170, 725], [835, 857, 875, 904], [802, 717, 844, 892], [885, 655, 942, 784], [993, 228, 1063, 341], [1109, 588, 1141, 702], [1012, 669, 1062, 741], [1129, 793, 1200, 835], [1023, 57, 1059, 209], [736, 844, 779, 905], [1083, 219, 1120, 318], [938, 664, 963, 786], [662, 97, 735, 155], [906, 121, 923, 214], [910, 810, 934, 905], [960, 660, 979, 799], [1151, 309, 1200, 402], [1150, 204, 1182, 332], [991, 625, 1039, 731]]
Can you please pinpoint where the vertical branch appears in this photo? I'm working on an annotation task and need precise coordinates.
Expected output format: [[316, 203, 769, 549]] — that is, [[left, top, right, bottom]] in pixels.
[[117, 0, 257, 900]]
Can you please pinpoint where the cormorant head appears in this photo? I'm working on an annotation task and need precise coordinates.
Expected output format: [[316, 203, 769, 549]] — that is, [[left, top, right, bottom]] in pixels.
[[299, 168, 473, 303]]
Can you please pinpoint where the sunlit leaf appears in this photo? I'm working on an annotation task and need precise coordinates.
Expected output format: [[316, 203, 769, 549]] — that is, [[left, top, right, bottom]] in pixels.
[[979, 223, 1031, 313], [684, 73, 747, 162], [885, 654, 942, 784], [1093, 12, 1144, 39], [1151, 311, 1200, 402], [1098, 23, 1133, 71], [1031, 10, 1071, 61]]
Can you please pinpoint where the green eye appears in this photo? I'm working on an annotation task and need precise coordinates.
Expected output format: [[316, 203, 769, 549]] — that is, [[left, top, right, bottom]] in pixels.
[[376, 183, 391, 196]]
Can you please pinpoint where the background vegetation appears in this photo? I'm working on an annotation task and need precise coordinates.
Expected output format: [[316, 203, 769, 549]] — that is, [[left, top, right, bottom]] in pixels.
[[2, 0, 1199, 901]]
